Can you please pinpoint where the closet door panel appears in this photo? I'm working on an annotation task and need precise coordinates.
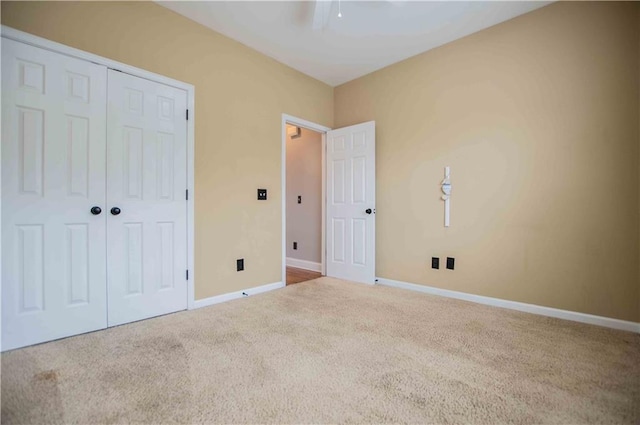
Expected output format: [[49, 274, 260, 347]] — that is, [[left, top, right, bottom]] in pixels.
[[1, 39, 108, 351], [106, 70, 188, 327]]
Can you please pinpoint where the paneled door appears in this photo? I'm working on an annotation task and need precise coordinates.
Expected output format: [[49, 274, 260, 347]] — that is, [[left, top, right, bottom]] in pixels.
[[1, 39, 108, 350], [326, 121, 376, 284], [106, 70, 188, 326]]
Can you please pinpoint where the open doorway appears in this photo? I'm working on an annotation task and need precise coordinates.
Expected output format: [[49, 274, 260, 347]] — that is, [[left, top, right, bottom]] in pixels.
[[282, 114, 330, 286], [282, 114, 376, 287], [285, 124, 324, 285]]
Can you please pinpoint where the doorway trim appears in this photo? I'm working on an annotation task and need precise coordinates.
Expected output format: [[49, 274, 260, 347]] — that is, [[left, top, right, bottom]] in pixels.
[[281, 114, 331, 285], [1, 26, 197, 310]]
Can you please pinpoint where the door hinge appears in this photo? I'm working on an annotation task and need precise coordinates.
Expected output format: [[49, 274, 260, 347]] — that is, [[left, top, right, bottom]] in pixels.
[[186, 189, 189, 201], [186, 269, 189, 280], [186, 109, 189, 120]]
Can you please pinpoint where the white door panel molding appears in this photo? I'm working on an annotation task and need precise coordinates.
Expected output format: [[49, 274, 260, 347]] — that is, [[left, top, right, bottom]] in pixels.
[[326, 121, 376, 284]]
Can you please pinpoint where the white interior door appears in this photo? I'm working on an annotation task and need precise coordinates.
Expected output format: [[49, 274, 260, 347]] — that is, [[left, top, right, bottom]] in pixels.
[[326, 121, 376, 284], [1, 39, 108, 350], [106, 70, 188, 327]]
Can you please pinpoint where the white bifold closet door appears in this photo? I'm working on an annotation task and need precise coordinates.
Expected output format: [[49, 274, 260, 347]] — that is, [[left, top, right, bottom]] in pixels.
[[1, 39, 108, 350], [1, 39, 189, 350], [106, 70, 188, 327]]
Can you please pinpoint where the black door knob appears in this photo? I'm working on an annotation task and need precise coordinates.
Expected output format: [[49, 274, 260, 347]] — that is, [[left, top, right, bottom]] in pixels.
[[90, 206, 102, 215], [365, 208, 372, 215], [110, 207, 121, 216]]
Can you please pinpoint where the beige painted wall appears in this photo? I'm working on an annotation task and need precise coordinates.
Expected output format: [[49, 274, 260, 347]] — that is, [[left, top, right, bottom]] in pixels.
[[1, 1, 333, 299], [286, 127, 322, 263], [335, 1, 640, 322], [3, 1, 639, 322]]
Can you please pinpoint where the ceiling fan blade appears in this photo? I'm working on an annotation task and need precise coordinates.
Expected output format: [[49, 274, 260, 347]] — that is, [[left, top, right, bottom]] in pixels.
[[312, 0, 333, 31]]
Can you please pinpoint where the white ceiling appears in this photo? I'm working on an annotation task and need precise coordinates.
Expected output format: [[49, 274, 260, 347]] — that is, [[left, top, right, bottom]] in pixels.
[[158, 1, 550, 87]]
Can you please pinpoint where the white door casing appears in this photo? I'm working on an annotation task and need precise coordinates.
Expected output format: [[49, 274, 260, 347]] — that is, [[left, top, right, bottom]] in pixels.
[[281, 114, 332, 282], [1, 39, 108, 350], [106, 70, 188, 327], [326, 121, 376, 284]]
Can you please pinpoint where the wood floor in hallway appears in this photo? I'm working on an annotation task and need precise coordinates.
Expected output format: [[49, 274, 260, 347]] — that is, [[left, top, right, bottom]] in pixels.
[[286, 266, 322, 285]]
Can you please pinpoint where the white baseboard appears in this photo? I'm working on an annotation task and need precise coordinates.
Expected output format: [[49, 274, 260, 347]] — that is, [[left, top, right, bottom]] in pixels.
[[286, 257, 322, 273], [192, 281, 284, 309], [376, 277, 640, 333]]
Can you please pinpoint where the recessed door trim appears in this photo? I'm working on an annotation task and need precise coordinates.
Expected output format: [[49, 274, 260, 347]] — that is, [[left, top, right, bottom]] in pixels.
[[1, 25, 197, 311]]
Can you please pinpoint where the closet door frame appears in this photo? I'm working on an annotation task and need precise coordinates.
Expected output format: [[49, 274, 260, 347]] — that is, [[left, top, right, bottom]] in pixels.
[[0, 26, 197, 311]]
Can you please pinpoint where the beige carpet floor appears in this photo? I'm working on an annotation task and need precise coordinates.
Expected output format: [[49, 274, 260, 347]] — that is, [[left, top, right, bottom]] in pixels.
[[2, 277, 639, 424]]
